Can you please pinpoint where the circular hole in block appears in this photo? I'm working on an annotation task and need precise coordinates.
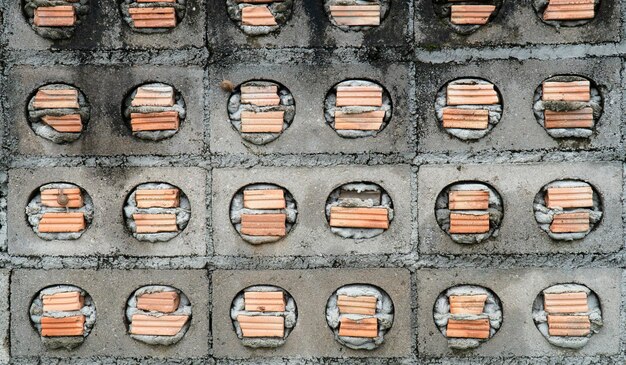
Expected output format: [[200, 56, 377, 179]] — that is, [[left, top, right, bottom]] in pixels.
[[230, 285, 298, 348], [29, 285, 96, 350], [26, 182, 94, 240], [432, 0, 502, 34], [119, 0, 186, 33], [324, 0, 391, 31], [225, 0, 294, 36], [533, 0, 600, 27], [22, 0, 90, 39]]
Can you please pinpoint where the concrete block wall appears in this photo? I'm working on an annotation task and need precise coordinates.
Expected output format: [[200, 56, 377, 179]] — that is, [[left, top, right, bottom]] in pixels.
[[0, 0, 624, 363]]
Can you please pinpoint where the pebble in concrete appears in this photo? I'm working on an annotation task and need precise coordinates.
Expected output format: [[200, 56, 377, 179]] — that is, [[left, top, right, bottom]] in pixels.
[[432, 0, 502, 34], [324, 0, 390, 31], [22, 0, 89, 39], [120, 0, 186, 33], [225, 0, 294, 36], [533, 0, 599, 27]]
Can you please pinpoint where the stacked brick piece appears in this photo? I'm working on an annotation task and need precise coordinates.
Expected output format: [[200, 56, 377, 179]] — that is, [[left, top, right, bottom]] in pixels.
[[545, 184, 593, 234], [334, 84, 386, 131], [544, 291, 591, 337], [128, 287, 191, 341], [41, 291, 86, 337], [33, 87, 83, 134], [238, 291, 286, 338], [130, 84, 180, 133], [241, 188, 287, 237], [328, 2, 381, 26], [542, 80, 594, 130], [448, 0, 496, 25], [543, 0, 595, 21], [328, 185, 391, 233], [447, 189, 490, 234]]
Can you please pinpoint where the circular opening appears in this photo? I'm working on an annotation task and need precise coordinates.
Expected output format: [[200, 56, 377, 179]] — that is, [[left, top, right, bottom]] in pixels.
[[29, 285, 96, 350], [435, 77, 503, 141], [26, 182, 94, 240], [230, 285, 298, 348], [533, 0, 600, 27], [123, 182, 191, 242], [227, 80, 296, 146], [225, 0, 294, 36], [432, 0, 502, 34], [119, 0, 186, 33], [532, 283, 602, 349], [122, 82, 186, 141], [324, 0, 390, 31], [533, 179, 603, 241], [22, 0, 89, 39], [26, 83, 91, 144], [434, 181, 503, 244], [532, 75, 604, 139], [125, 285, 192, 345], [325, 283, 394, 350], [229, 183, 298, 244], [324, 79, 393, 138], [433, 284, 502, 350]]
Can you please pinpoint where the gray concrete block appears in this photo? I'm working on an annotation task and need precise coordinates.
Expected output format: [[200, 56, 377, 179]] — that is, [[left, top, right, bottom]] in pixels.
[[6, 65, 204, 156], [417, 268, 621, 357], [0, 271, 10, 363], [8, 167, 207, 256], [417, 57, 622, 153], [10, 269, 209, 358], [212, 268, 411, 358], [210, 62, 413, 155], [418, 162, 622, 254], [212, 165, 412, 256], [415, 0, 620, 48]]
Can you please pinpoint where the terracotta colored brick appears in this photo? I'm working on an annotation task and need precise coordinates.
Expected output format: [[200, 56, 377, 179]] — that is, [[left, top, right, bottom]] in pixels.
[[447, 84, 499, 106], [442, 108, 489, 130], [337, 295, 377, 315], [41, 315, 85, 337], [329, 5, 381, 26], [329, 206, 389, 229], [137, 292, 180, 313], [41, 114, 83, 133], [449, 213, 490, 234], [242, 6, 277, 26], [243, 189, 286, 210], [42, 292, 84, 312], [448, 190, 489, 210], [130, 314, 189, 336], [240, 213, 286, 237], [544, 0, 595, 20], [550, 212, 590, 233], [38, 212, 85, 233], [241, 111, 284, 133], [544, 108, 594, 129], [133, 214, 178, 233], [544, 292, 589, 313], [238, 315, 285, 338], [34, 6, 76, 27], [545, 186, 593, 209], [240, 85, 280, 106], [338, 317, 378, 338], [129, 7, 177, 28], [542, 81, 591, 102], [449, 294, 487, 315], [41, 188, 83, 208], [446, 319, 490, 339], [336, 85, 383, 107], [547, 315, 591, 337], [130, 111, 180, 132], [334, 110, 385, 131], [33, 89, 79, 109], [132, 85, 175, 107], [238, 0, 283, 2], [135, 189, 180, 209], [450, 5, 496, 25], [137, 0, 175, 2], [244, 291, 286, 312]]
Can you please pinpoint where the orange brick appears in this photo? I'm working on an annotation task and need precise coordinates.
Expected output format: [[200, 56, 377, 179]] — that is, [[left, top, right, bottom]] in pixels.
[[34, 6, 76, 27], [336, 85, 383, 107], [542, 81, 591, 102], [129, 7, 177, 28], [329, 206, 389, 229], [244, 291, 286, 312], [41, 114, 83, 133], [133, 214, 178, 233], [442, 108, 489, 129], [550, 212, 590, 233], [447, 84, 499, 106], [448, 190, 489, 210], [339, 317, 378, 338], [243, 189, 286, 210], [544, 292, 589, 313], [241, 213, 286, 237], [132, 85, 175, 107], [41, 315, 85, 337], [33, 89, 79, 109], [41, 188, 83, 208], [238, 0, 281, 2], [135, 189, 180, 208], [241, 85, 280, 106], [337, 295, 377, 315], [547, 315, 591, 337], [544, 108, 594, 129], [130, 111, 180, 132], [38, 212, 85, 233], [137, 292, 180, 313], [241, 111, 284, 133], [329, 5, 380, 26], [449, 213, 490, 234], [449, 294, 487, 315], [446, 319, 490, 339], [544, 0, 595, 20], [238, 315, 285, 338], [242, 6, 277, 26], [130, 314, 189, 336], [545, 186, 593, 209], [334, 110, 385, 131], [450, 5, 496, 25], [42, 292, 84, 312]]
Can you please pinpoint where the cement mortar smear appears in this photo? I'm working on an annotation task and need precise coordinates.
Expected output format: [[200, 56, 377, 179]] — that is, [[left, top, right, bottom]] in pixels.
[[29, 285, 96, 350], [325, 284, 394, 350], [533, 75, 604, 139], [22, 0, 90, 39], [433, 285, 502, 350], [431, 0, 502, 34], [126, 285, 192, 346], [533, 0, 601, 27], [532, 283, 603, 349], [435, 78, 503, 140], [324, 80, 393, 138], [533, 180, 603, 241], [230, 285, 297, 348], [26, 183, 94, 240], [120, 0, 187, 33], [324, 0, 390, 31], [123, 183, 191, 243], [27, 84, 91, 144], [228, 81, 296, 145], [226, 0, 293, 35]]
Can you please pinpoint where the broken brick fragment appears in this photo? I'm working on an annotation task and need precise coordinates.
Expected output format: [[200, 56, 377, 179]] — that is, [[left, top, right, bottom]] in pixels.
[[329, 206, 389, 229], [238, 315, 285, 338], [448, 190, 489, 210], [446, 318, 490, 339], [543, 0, 595, 21], [243, 189, 286, 210], [449, 213, 490, 234], [129, 7, 177, 28], [336, 85, 383, 107], [447, 84, 499, 106], [550, 212, 590, 233], [135, 188, 180, 209], [334, 110, 385, 131], [545, 186, 593, 209], [41, 188, 83, 208], [547, 315, 591, 337], [242, 6, 277, 26], [244, 291, 286, 312], [329, 5, 381, 26], [34, 6, 76, 27], [542, 81, 591, 102], [442, 108, 489, 130], [41, 315, 85, 337], [338, 317, 378, 338], [34, 89, 79, 109], [544, 108, 594, 129], [544, 292, 589, 314], [337, 295, 377, 315], [241, 111, 285, 133], [132, 85, 175, 107], [449, 294, 488, 315], [38, 212, 86, 233], [240, 213, 286, 237], [240, 85, 280, 106], [130, 111, 180, 132], [137, 291, 180, 313], [42, 292, 84, 312], [133, 213, 178, 233], [450, 5, 496, 25], [130, 314, 189, 336], [41, 114, 83, 133]]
